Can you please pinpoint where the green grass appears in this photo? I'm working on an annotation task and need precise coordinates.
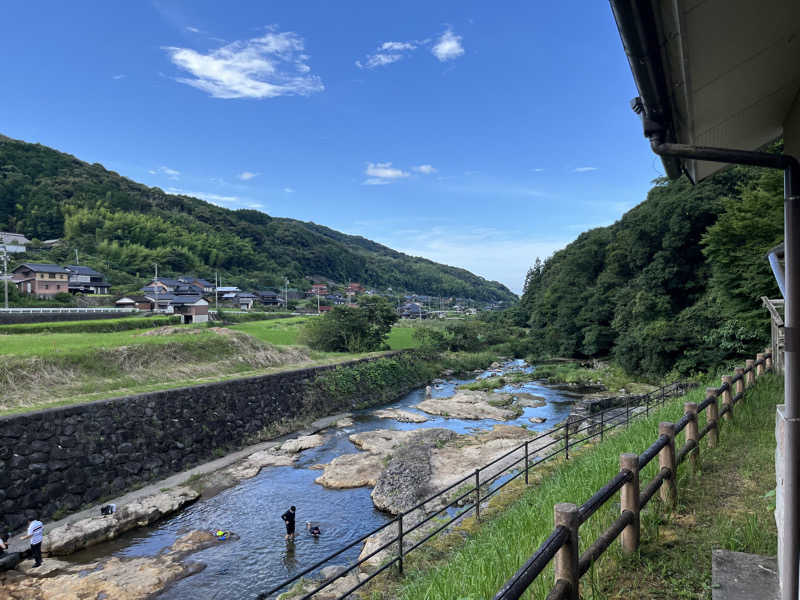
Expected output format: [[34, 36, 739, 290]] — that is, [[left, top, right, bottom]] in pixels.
[[532, 361, 657, 394], [0, 315, 180, 335], [229, 316, 312, 345], [390, 373, 781, 600], [0, 326, 215, 357], [386, 324, 422, 350]]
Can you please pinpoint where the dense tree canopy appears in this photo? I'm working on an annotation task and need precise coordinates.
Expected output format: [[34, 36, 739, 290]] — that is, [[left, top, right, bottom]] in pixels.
[[301, 296, 399, 352], [518, 162, 783, 377], [0, 134, 515, 301]]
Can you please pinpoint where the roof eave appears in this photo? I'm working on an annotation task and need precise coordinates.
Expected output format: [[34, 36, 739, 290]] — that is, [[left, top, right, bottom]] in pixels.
[[610, 0, 684, 179]]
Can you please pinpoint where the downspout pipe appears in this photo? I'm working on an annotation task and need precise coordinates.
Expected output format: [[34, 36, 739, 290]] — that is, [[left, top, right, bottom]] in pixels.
[[645, 129, 800, 600]]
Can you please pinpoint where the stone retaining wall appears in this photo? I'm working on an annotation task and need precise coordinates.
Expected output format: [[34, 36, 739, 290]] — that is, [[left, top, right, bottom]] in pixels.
[[0, 352, 418, 532]]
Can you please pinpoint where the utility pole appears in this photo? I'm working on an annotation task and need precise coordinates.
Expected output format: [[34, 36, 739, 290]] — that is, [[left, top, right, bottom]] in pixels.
[[285, 277, 289, 312], [2, 245, 8, 310], [154, 263, 158, 312], [316, 291, 320, 314], [215, 271, 219, 311], [75, 248, 79, 265]]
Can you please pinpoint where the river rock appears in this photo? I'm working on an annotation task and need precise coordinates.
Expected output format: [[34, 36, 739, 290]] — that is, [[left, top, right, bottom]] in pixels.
[[371, 429, 457, 513], [372, 409, 428, 423], [349, 429, 418, 454], [1, 530, 231, 600], [415, 390, 520, 420], [43, 486, 200, 556], [277, 569, 367, 600], [529, 416, 547, 424], [513, 393, 547, 408], [335, 417, 354, 427], [226, 449, 296, 480], [281, 434, 324, 454], [314, 453, 385, 488]]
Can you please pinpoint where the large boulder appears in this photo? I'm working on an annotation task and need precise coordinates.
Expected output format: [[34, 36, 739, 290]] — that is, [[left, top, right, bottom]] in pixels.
[[43, 486, 200, 556], [373, 409, 429, 423], [415, 390, 521, 420], [280, 434, 325, 454]]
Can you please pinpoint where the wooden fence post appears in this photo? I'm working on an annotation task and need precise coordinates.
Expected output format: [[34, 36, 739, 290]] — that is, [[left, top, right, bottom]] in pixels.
[[620, 453, 640, 553], [756, 353, 765, 377], [658, 422, 677, 506], [721, 378, 734, 422], [745, 359, 755, 387], [734, 367, 744, 400], [705, 388, 719, 448], [684, 402, 699, 469], [554, 503, 579, 600], [765, 348, 773, 371]]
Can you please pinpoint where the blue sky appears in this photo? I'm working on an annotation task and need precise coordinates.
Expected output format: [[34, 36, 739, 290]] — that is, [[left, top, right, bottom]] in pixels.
[[0, 1, 662, 294]]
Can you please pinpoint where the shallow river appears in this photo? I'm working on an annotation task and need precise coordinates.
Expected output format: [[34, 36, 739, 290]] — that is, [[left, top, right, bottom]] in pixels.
[[72, 360, 580, 599]]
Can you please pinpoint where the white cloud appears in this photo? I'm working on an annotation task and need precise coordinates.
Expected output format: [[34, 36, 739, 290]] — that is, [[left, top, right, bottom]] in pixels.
[[531, 168, 545, 172], [163, 30, 324, 99], [381, 41, 417, 51], [366, 162, 409, 179], [283, 187, 295, 193], [186, 26, 200, 33], [149, 166, 181, 179], [238, 171, 258, 180], [412, 164, 437, 174], [431, 29, 464, 62], [572, 166, 598, 172], [247, 202, 264, 209], [356, 53, 403, 69], [112, 74, 126, 80], [166, 187, 240, 204], [363, 162, 410, 185]]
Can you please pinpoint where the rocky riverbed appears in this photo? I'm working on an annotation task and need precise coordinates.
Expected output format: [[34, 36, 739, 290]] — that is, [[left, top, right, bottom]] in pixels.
[[1, 530, 236, 600]]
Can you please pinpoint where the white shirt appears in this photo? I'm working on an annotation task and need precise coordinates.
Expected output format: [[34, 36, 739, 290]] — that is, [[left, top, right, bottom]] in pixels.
[[27, 520, 43, 545]]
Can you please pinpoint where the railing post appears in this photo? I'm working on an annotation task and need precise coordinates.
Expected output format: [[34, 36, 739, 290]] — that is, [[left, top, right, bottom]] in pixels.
[[474, 468, 481, 522], [734, 367, 745, 403], [745, 359, 755, 387], [756, 353, 765, 377], [524, 441, 529, 485], [766, 348, 773, 371], [720, 376, 733, 422], [398, 515, 404, 574], [564, 421, 570, 460], [658, 422, 677, 506], [620, 453, 640, 554], [625, 396, 630, 428], [705, 389, 719, 448], [684, 402, 699, 469], [600, 410, 604, 442], [554, 503, 579, 600]]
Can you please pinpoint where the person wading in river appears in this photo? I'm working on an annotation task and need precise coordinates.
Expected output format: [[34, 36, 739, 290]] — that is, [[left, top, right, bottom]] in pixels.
[[282, 506, 296, 541]]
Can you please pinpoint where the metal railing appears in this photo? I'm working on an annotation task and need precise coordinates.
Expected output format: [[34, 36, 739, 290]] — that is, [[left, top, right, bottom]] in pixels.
[[258, 378, 695, 599], [494, 349, 773, 600]]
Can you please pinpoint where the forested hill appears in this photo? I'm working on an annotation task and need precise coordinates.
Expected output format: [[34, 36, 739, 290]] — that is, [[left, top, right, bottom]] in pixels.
[[518, 160, 783, 377], [0, 134, 514, 301]]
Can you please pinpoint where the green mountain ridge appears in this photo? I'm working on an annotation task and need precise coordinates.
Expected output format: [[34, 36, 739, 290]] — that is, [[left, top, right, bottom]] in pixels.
[[0, 134, 515, 301]]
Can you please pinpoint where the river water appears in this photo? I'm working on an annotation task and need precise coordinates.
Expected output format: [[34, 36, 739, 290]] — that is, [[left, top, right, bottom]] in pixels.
[[71, 360, 581, 600]]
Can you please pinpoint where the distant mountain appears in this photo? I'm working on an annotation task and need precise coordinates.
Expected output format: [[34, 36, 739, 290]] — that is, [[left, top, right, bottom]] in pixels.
[[0, 134, 515, 301]]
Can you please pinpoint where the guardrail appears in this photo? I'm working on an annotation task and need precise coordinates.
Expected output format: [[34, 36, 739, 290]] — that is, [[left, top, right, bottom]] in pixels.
[[494, 349, 773, 600], [0, 307, 137, 313], [258, 377, 696, 599]]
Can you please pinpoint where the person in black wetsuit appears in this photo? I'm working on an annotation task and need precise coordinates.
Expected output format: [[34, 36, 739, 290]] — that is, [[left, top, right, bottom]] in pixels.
[[306, 521, 321, 537], [282, 506, 296, 540]]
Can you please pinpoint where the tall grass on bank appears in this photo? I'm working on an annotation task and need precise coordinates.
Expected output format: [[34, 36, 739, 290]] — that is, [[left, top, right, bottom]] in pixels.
[[396, 374, 781, 600]]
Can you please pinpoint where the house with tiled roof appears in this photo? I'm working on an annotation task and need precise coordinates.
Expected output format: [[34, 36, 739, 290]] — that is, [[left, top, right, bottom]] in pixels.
[[11, 263, 69, 298], [65, 265, 111, 295]]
